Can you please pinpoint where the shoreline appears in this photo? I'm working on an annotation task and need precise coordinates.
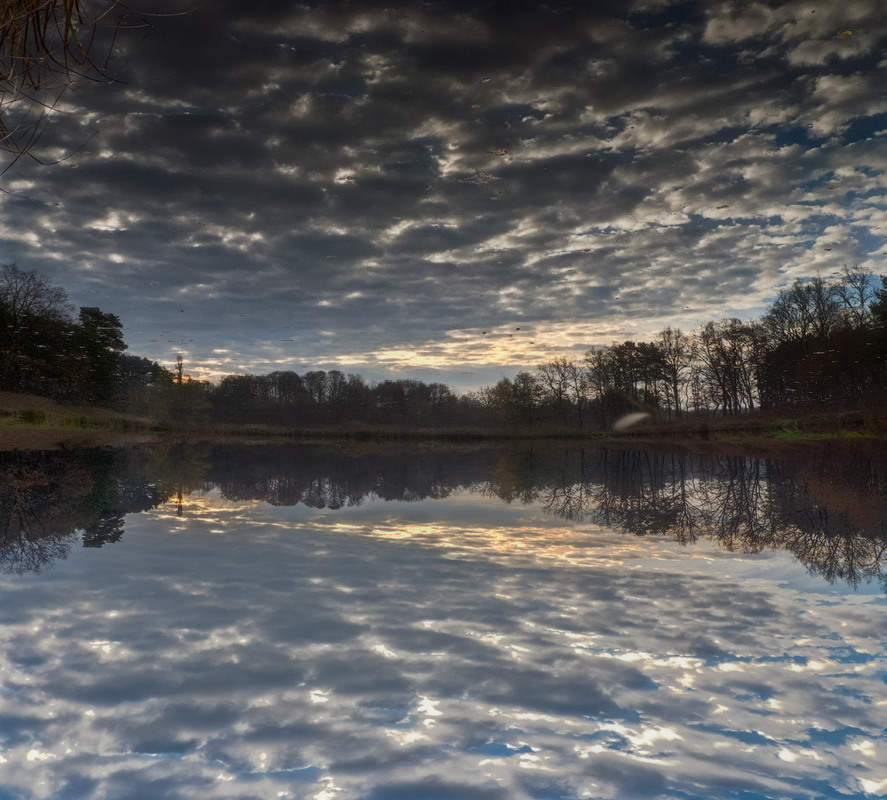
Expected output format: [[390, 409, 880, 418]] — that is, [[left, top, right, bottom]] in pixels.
[[3, 390, 886, 455]]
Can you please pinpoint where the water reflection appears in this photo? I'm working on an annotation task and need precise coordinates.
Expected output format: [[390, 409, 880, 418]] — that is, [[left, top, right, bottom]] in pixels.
[[2, 443, 887, 589], [531, 448, 887, 589], [0, 449, 885, 799], [0, 448, 165, 573], [0, 446, 887, 800]]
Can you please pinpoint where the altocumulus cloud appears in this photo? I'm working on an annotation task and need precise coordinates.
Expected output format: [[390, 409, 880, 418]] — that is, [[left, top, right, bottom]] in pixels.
[[0, 0, 884, 387]]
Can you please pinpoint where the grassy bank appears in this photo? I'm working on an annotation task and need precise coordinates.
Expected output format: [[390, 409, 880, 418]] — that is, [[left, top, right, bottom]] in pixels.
[[0, 392, 160, 451], [4, 390, 887, 453]]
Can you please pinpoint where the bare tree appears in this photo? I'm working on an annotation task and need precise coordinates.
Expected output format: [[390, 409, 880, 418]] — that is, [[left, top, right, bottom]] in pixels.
[[0, 262, 70, 326], [657, 326, 692, 420], [837, 266, 874, 329], [538, 356, 588, 427], [696, 319, 762, 414], [0, 1, 154, 171], [808, 276, 843, 339], [763, 277, 844, 345], [301, 370, 328, 405], [584, 346, 614, 426]]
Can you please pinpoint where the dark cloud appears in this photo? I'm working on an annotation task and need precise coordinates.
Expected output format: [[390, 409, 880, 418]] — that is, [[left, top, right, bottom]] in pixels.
[[0, 0, 884, 387]]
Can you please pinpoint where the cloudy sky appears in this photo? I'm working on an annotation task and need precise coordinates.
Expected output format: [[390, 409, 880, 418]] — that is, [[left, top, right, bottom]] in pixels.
[[1, 0, 886, 388]]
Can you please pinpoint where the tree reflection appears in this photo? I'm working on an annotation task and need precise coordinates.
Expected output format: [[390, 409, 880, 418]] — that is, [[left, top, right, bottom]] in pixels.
[[145, 443, 212, 515], [1, 442, 886, 587], [531, 446, 887, 589], [0, 453, 77, 572], [206, 445, 493, 508], [0, 448, 166, 573]]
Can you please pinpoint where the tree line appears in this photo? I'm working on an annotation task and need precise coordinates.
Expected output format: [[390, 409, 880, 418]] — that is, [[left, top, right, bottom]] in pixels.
[[481, 267, 887, 430], [3, 261, 887, 429], [0, 263, 165, 411]]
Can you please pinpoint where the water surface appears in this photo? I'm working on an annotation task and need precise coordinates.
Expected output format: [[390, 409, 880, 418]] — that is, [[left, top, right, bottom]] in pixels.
[[1, 443, 885, 799]]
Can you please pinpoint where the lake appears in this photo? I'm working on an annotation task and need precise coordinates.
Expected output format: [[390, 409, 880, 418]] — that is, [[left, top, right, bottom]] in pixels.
[[1, 442, 886, 799]]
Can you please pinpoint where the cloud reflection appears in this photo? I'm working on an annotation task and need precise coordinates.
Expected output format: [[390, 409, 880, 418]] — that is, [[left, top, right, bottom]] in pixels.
[[0, 485, 885, 799]]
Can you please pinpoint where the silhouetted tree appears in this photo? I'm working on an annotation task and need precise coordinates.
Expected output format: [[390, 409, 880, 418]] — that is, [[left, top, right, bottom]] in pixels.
[[870, 275, 887, 326], [0, 262, 72, 392], [838, 267, 875, 330], [74, 307, 127, 405], [696, 319, 762, 413], [657, 326, 692, 420]]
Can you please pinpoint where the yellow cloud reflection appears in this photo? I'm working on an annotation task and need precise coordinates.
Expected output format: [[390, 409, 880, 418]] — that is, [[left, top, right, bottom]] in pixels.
[[152, 489, 726, 572]]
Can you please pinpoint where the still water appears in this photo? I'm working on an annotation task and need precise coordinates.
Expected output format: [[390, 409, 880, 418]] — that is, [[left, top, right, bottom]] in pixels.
[[1, 443, 886, 799]]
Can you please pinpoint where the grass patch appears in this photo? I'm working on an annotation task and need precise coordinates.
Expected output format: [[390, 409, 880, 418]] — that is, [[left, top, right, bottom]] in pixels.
[[1, 391, 158, 451], [17, 409, 46, 425]]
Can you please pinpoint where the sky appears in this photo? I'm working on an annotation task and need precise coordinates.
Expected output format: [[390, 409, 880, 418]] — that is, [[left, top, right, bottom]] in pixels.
[[1, 0, 886, 390]]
